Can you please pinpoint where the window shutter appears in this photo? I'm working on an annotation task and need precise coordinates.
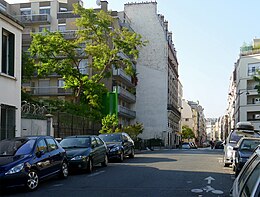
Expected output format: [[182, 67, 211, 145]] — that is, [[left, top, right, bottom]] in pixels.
[[2, 32, 7, 74]]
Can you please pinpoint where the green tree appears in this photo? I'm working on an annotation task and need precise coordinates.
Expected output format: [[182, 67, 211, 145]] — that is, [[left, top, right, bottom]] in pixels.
[[28, 4, 146, 118], [121, 122, 144, 140], [99, 114, 119, 134], [181, 125, 195, 141]]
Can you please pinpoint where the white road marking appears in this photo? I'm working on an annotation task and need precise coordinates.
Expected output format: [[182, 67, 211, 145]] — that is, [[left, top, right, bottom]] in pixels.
[[52, 184, 63, 187], [204, 176, 215, 184], [191, 189, 203, 193], [88, 170, 105, 177]]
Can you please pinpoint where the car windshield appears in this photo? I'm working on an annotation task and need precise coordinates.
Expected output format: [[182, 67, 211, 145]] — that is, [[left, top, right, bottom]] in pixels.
[[99, 134, 122, 142], [0, 138, 35, 156], [240, 139, 260, 151], [60, 137, 91, 148], [229, 130, 260, 143]]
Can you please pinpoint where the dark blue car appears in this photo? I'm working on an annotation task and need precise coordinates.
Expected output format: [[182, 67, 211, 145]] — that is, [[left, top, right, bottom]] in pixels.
[[0, 136, 68, 191]]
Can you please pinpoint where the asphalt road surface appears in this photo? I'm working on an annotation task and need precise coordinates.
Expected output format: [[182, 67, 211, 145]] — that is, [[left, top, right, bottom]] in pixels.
[[2, 148, 235, 197]]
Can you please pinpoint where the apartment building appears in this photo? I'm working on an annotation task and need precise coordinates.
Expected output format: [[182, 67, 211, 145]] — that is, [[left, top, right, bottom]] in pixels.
[[123, 2, 181, 148], [0, 1, 23, 139], [232, 39, 260, 130], [7, 0, 137, 127], [188, 101, 206, 146], [181, 99, 194, 134]]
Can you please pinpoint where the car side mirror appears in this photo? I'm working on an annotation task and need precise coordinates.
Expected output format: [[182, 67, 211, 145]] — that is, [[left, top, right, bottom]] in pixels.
[[233, 146, 238, 151], [36, 150, 44, 158]]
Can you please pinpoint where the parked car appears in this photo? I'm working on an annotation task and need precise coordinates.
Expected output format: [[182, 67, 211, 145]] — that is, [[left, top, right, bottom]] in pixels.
[[223, 121, 260, 167], [181, 142, 191, 149], [0, 136, 68, 191], [230, 145, 260, 197], [233, 137, 260, 176], [60, 135, 108, 172], [214, 141, 224, 149], [189, 142, 197, 149], [99, 133, 135, 162]]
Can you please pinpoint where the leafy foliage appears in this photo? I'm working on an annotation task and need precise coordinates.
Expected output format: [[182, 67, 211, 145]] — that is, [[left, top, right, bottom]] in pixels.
[[99, 114, 119, 134], [121, 122, 144, 140], [181, 125, 195, 140], [27, 4, 146, 120]]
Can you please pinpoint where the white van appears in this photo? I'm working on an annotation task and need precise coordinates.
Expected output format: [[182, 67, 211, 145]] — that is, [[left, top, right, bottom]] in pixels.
[[223, 122, 260, 167]]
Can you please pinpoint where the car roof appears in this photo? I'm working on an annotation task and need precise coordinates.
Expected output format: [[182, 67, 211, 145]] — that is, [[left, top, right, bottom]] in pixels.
[[64, 135, 95, 138]]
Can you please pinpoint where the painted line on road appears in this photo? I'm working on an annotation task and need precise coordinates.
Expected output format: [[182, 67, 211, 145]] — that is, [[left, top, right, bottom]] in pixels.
[[52, 184, 63, 187], [88, 170, 105, 177]]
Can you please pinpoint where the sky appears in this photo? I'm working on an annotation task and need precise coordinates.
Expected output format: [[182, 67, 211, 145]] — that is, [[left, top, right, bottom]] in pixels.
[[6, 0, 260, 118]]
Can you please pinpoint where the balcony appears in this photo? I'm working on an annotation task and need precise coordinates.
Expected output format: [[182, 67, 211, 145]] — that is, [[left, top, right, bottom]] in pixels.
[[15, 14, 51, 25], [113, 68, 134, 87], [113, 86, 136, 103], [117, 52, 136, 70], [240, 45, 260, 56], [57, 11, 79, 19], [24, 86, 73, 96], [118, 105, 136, 119], [167, 104, 181, 117]]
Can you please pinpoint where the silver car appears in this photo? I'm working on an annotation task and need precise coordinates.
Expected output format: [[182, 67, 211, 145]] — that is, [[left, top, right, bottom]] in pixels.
[[223, 122, 260, 167]]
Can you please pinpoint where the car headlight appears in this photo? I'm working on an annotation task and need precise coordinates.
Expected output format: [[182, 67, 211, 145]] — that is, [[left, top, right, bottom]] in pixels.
[[110, 146, 120, 152], [71, 155, 87, 161], [5, 163, 24, 175]]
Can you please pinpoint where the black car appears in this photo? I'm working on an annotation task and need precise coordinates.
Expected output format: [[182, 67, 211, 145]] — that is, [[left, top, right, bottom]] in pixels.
[[99, 133, 135, 162], [231, 145, 260, 197], [233, 137, 260, 176], [60, 136, 108, 172], [0, 136, 68, 191], [214, 141, 224, 149]]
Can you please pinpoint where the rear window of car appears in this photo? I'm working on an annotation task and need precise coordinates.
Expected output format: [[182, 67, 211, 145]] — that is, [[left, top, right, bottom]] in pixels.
[[99, 134, 122, 142], [60, 137, 91, 148], [0, 139, 35, 156], [229, 130, 260, 143]]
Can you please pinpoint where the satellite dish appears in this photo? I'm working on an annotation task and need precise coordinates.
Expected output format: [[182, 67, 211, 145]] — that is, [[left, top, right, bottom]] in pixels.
[[96, 0, 101, 6]]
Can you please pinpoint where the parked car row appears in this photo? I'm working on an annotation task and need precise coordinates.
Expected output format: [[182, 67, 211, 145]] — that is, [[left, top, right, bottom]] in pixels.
[[0, 132, 135, 191], [224, 122, 260, 197], [181, 142, 197, 149]]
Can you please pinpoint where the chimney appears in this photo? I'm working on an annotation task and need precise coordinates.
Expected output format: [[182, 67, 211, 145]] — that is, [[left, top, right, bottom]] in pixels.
[[101, 1, 108, 12]]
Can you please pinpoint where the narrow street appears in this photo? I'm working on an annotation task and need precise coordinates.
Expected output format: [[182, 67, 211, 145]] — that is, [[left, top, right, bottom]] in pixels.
[[2, 148, 234, 197]]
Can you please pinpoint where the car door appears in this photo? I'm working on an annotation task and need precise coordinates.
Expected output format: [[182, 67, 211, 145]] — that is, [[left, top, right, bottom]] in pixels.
[[122, 133, 131, 155], [95, 137, 107, 163], [45, 137, 63, 173], [90, 137, 99, 165], [34, 138, 52, 178]]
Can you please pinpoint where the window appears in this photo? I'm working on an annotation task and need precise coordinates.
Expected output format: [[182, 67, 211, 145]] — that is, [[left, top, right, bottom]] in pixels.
[[248, 63, 260, 76], [91, 137, 97, 148], [58, 24, 66, 32], [39, 26, 51, 32], [46, 138, 58, 151], [2, 29, 15, 76], [40, 7, 50, 15], [95, 137, 104, 146], [20, 8, 31, 16], [0, 105, 16, 140], [58, 79, 65, 88], [36, 139, 48, 153], [79, 59, 88, 75]]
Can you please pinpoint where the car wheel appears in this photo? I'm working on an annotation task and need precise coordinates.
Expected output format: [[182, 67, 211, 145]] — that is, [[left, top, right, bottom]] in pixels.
[[59, 161, 69, 179], [26, 170, 39, 191], [86, 158, 93, 173], [119, 152, 124, 162], [129, 148, 135, 158], [101, 155, 108, 167]]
